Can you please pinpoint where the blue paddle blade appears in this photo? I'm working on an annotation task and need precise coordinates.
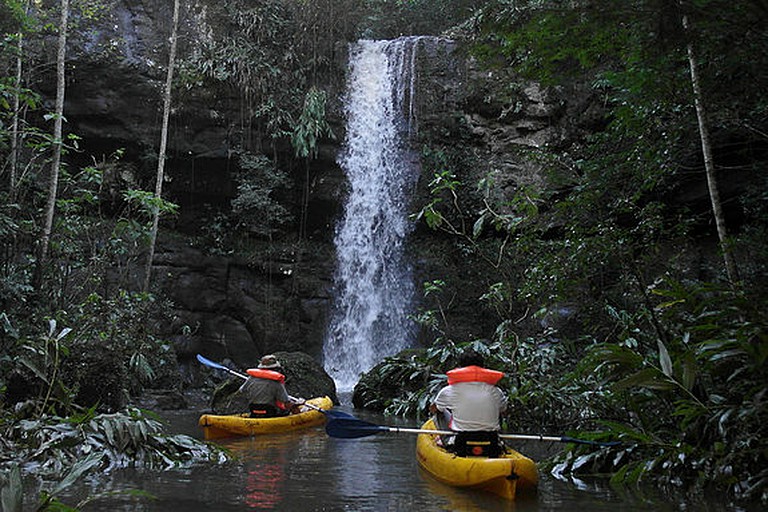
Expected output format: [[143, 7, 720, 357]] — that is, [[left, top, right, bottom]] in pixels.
[[325, 417, 388, 439], [196, 354, 228, 371]]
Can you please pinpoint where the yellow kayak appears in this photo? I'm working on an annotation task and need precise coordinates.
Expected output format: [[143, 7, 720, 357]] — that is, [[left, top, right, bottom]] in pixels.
[[199, 396, 333, 440], [416, 419, 539, 500]]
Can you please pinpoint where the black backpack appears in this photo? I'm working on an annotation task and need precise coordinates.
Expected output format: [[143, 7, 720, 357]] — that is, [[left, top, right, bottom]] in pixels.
[[452, 431, 502, 457]]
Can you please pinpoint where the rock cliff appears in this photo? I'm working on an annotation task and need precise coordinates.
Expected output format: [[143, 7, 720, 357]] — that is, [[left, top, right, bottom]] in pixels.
[[49, 0, 603, 379]]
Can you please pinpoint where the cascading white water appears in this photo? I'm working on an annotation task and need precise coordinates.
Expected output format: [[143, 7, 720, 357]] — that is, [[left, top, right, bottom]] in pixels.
[[323, 37, 428, 392]]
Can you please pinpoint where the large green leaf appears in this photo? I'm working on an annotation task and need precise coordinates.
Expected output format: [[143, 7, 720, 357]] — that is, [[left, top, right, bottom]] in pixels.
[[680, 351, 698, 391], [49, 452, 103, 496], [657, 339, 673, 378], [613, 367, 674, 391]]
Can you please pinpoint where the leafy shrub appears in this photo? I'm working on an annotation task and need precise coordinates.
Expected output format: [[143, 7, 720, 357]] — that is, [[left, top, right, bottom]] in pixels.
[[555, 279, 768, 502], [0, 407, 227, 510], [353, 349, 441, 417], [353, 335, 596, 432], [231, 151, 293, 238], [2, 292, 179, 415]]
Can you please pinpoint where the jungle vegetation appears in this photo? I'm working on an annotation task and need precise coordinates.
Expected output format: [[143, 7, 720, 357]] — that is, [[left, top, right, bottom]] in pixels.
[[0, 0, 766, 509], [0, 0, 473, 507], [359, 0, 767, 505]]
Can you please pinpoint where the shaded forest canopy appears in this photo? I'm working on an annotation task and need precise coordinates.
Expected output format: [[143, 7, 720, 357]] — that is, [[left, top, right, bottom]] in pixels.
[[0, 0, 766, 508]]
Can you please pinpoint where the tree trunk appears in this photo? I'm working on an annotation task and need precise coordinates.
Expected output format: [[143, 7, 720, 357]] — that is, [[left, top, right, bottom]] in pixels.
[[9, 32, 23, 198], [142, 0, 180, 293], [681, 11, 740, 284], [35, 0, 69, 291]]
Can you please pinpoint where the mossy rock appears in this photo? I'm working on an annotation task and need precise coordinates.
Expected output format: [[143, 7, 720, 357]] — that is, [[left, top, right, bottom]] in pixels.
[[352, 348, 428, 411]]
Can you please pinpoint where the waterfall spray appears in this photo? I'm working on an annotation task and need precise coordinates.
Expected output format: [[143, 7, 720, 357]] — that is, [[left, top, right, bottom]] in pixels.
[[323, 37, 429, 392]]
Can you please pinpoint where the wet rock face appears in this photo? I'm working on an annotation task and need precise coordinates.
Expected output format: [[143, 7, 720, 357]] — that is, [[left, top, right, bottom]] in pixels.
[[153, 237, 337, 378], [54, 2, 603, 379], [51, 0, 346, 373]]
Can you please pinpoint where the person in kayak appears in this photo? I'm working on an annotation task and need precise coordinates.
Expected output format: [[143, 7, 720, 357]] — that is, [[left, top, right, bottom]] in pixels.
[[429, 347, 507, 456], [239, 355, 301, 417]]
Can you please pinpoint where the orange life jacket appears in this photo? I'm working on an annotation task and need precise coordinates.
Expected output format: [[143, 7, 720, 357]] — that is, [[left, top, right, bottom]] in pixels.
[[446, 365, 504, 385], [246, 368, 287, 383]]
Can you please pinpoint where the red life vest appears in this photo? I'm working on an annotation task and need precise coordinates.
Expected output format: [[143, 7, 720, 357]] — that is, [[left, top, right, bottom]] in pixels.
[[446, 365, 504, 385], [246, 368, 287, 383]]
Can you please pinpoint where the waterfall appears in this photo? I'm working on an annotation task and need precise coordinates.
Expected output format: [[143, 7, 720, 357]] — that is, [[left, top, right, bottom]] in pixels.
[[323, 37, 429, 393]]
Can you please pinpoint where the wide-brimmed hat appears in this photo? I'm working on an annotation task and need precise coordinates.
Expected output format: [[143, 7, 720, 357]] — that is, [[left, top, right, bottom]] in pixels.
[[258, 354, 281, 369]]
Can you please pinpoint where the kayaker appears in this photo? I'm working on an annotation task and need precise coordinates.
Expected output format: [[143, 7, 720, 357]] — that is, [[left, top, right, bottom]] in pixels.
[[238, 355, 301, 417], [429, 347, 507, 456]]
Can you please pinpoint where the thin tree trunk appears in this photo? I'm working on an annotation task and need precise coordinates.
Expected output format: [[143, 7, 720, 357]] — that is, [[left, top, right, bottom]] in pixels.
[[143, 0, 179, 293], [681, 12, 739, 284], [10, 32, 23, 198], [35, 0, 69, 290]]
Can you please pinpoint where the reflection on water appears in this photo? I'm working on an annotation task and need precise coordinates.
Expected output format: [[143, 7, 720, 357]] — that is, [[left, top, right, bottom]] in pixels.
[[60, 408, 748, 511], [241, 440, 286, 509], [417, 466, 518, 512]]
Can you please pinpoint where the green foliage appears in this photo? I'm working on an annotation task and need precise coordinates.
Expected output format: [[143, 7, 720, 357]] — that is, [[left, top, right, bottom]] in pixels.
[[473, 0, 672, 85], [71, 0, 110, 21], [399, 0, 768, 502], [411, 169, 464, 232], [192, 210, 234, 256], [67, 291, 181, 396], [231, 151, 293, 238], [0, 74, 40, 118], [0, 407, 227, 510], [354, 350, 441, 417], [0, 199, 33, 309], [122, 189, 179, 221], [27, 156, 171, 305], [17, 319, 73, 415], [555, 279, 768, 500], [358, 0, 485, 38], [0, 0, 28, 34], [179, 0, 306, 144], [2, 292, 179, 418], [408, 279, 450, 333], [291, 87, 334, 159], [354, 332, 596, 433]]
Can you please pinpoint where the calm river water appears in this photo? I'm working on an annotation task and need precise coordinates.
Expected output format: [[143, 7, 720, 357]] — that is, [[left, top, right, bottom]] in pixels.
[[63, 405, 749, 511]]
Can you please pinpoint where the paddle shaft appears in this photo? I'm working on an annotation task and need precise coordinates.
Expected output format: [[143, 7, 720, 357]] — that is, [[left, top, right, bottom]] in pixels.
[[376, 427, 588, 442], [326, 416, 621, 446]]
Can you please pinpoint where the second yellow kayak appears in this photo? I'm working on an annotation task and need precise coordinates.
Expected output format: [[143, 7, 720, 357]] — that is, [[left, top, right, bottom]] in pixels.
[[199, 396, 333, 440]]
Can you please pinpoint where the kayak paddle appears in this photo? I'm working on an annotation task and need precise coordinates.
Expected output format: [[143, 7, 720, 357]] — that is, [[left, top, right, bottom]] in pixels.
[[326, 416, 622, 447], [326, 417, 450, 438], [196, 354, 248, 380], [195, 354, 352, 419]]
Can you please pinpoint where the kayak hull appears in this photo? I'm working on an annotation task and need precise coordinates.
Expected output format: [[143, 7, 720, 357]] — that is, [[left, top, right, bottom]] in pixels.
[[198, 396, 333, 440], [416, 419, 538, 500]]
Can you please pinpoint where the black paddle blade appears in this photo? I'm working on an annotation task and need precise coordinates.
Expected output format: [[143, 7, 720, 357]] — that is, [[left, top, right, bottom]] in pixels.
[[325, 417, 387, 439], [322, 409, 358, 420]]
